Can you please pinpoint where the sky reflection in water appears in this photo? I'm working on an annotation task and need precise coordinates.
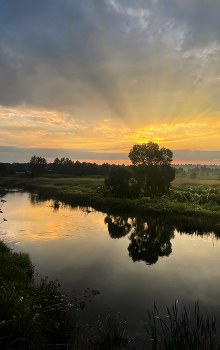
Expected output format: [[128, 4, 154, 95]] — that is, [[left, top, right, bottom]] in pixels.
[[1, 191, 220, 334]]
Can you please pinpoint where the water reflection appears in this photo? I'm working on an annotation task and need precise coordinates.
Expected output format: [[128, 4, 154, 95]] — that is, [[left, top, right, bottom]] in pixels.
[[29, 192, 220, 267], [104, 215, 174, 265], [30, 194, 62, 211], [104, 215, 131, 239], [128, 218, 174, 265]]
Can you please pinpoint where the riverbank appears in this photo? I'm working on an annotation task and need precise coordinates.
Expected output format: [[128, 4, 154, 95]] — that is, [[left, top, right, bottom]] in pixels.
[[0, 239, 73, 349], [1, 174, 220, 216], [1, 175, 220, 232]]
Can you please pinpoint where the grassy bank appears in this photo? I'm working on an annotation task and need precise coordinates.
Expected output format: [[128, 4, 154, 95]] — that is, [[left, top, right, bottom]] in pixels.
[[0, 240, 75, 349], [0, 174, 104, 193], [1, 174, 220, 225]]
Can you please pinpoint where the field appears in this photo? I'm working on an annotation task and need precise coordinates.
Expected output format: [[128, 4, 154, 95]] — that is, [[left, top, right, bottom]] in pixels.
[[173, 173, 220, 188], [1, 172, 220, 191], [0, 174, 105, 194]]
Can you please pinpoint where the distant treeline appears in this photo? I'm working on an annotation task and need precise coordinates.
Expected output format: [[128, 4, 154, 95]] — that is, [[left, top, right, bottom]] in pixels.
[[174, 164, 220, 174], [1, 157, 220, 177], [0, 157, 112, 176]]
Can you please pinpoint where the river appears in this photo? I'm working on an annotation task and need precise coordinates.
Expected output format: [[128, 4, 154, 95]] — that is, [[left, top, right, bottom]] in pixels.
[[1, 191, 220, 338]]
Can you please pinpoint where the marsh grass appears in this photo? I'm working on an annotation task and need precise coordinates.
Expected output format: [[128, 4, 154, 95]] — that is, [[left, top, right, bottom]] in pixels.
[[143, 301, 220, 350]]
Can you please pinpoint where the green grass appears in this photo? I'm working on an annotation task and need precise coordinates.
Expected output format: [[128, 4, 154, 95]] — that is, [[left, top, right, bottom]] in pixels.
[[0, 240, 74, 350]]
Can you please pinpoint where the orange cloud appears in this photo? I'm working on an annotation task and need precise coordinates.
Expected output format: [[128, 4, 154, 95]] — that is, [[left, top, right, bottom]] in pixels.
[[0, 105, 220, 152]]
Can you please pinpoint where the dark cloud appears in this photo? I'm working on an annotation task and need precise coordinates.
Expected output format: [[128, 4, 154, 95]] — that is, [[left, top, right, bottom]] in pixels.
[[160, 0, 220, 48], [1, 0, 220, 124]]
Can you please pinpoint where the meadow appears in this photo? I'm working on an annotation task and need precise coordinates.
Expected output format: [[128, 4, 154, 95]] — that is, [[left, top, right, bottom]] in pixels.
[[1, 171, 220, 190], [0, 174, 105, 194], [173, 172, 220, 187]]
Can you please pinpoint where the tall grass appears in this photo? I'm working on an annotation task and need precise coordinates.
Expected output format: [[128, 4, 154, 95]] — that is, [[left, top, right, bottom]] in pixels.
[[91, 309, 135, 349], [143, 301, 220, 350]]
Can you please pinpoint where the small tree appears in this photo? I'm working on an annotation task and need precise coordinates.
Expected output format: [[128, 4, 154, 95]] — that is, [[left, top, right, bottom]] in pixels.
[[52, 157, 74, 174], [190, 171, 197, 179], [29, 156, 47, 173]]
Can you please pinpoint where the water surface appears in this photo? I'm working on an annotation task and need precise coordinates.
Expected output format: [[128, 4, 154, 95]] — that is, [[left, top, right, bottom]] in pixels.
[[1, 191, 220, 335]]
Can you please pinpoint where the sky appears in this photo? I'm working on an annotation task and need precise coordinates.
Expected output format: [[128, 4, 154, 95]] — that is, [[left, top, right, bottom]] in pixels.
[[1, 0, 220, 164]]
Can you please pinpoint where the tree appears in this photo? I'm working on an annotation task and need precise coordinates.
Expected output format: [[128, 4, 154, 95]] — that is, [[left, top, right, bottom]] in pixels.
[[129, 142, 175, 194], [52, 157, 74, 174], [105, 165, 132, 197], [129, 142, 173, 166], [29, 156, 47, 173]]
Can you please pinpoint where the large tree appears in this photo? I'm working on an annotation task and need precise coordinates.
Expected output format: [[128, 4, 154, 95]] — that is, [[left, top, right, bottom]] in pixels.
[[129, 142, 175, 194], [128, 141, 173, 166]]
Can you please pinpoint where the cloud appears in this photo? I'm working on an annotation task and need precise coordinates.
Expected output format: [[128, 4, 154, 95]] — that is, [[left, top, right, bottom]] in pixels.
[[1, 103, 220, 152], [0, 1, 219, 120], [1, 0, 220, 152]]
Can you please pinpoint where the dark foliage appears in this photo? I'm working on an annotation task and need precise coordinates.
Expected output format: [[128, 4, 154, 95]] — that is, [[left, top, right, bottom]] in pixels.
[[29, 156, 47, 173], [105, 165, 133, 197], [129, 142, 175, 194]]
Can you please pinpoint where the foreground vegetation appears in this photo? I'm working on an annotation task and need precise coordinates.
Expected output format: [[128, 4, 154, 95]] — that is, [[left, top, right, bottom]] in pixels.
[[0, 240, 69, 349]]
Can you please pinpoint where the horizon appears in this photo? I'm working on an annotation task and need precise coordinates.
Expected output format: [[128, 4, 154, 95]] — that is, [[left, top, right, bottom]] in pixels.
[[0, 145, 220, 165]]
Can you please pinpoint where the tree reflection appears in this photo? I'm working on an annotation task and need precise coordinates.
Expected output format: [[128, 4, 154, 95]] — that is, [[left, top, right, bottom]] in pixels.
[[128, 218, 174, 265], [104, 215, 131, 239], [104, 215, 174, 265]]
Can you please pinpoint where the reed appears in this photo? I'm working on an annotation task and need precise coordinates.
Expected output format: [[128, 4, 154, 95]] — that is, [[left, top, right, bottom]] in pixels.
[[143, 301, 220, 350], [91, 309, 135, 350]]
